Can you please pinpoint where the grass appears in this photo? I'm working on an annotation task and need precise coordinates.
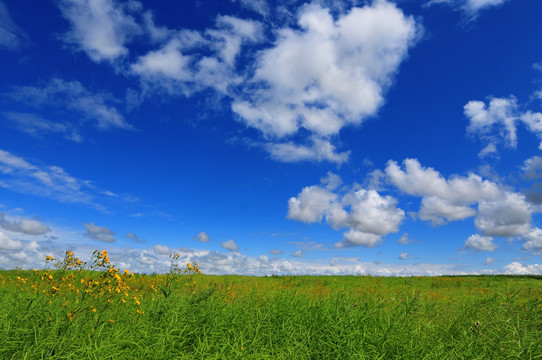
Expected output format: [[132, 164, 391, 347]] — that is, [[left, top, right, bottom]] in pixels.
[[1, 251, 542, 359]]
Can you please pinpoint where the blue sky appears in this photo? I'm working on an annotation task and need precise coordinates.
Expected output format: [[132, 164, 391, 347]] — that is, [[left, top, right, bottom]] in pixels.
[[1, 0, 542, 275]]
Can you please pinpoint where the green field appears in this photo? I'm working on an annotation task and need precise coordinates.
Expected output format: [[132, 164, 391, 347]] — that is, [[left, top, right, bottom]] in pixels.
[[1, 251, 542, 359]]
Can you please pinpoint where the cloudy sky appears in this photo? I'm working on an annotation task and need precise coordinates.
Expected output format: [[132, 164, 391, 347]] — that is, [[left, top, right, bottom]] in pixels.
[[1, 0, 542, 275]]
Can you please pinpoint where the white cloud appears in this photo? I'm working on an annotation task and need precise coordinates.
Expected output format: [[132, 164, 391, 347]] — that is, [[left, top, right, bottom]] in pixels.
[[386, 158, 536, 239], [386, 158, 500, 224], [83, 222, 115, 243], [235, 0, 269, 17], [462, 234, 497, 252], [125, 233, 145, 244], [293, 250, 304, 258], [287, 185, 337, 223], [8, 78, 131, 131], [478, 143, 498, 159], [3, 112, 82, 142], [131, 16, 262, 96], [465, 96, 542, 155], [0, 229, 23, 251], [399, 252, 409, 260], [0, 1, 28, 50], [288, 173, 404, 248], [194, 232, 210, 242], [153, 244, 170, 255], [0, 236, 475, 276], [321, 171, 343, 190], [427, 0, 509, 19], [221, 239, 239, 251], [266, 137, 350, 164], [269, 249, 283, 255], [475, 192, 531, 237], [397, 233, 411, 244], [503, 262, 542, 275], [232, 1, 419, 139], [58, 0, 141, 62], [0, 213, 50, 235], [522, 227, 542, 251], [484, 257, 495, 265], [418, 196, 476, 225], [0, 149, 105, 210]]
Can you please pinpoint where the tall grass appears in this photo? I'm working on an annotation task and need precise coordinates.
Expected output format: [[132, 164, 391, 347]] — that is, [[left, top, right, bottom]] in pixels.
[[1, 251, 542, 359]]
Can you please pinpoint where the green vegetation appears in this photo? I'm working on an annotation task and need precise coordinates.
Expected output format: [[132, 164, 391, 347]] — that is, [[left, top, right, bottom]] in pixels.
[[1, 251, 542, 359]]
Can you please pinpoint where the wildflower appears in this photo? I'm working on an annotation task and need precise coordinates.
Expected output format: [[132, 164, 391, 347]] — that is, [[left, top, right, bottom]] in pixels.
[[67, 250, 73, 257], [92, 308, 96, 312], [46, 255, 53, 261], [109, 319, 114, 323]]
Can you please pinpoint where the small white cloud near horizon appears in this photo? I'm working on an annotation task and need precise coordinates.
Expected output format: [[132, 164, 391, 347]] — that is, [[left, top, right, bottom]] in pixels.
[[0, 229, 24, 251], [484, 257, 495, 265], [399, 252, 409, 260], [221, 239, 239, 251], [0, 213, 50, 235], [194, 232, 210, 242], [153, 244, 170, 255], [83, 222, 115, 243]]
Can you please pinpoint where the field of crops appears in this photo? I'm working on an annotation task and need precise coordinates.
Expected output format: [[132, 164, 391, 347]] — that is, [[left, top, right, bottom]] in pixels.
[[1, 250, 542, 359]]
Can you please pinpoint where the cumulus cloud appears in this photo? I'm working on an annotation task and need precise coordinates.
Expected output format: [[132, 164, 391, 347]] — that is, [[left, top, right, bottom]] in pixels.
[[194, 232, 210, 242], [83, 222, 115, 243], [8, 78, 131, 131], [0, 213, 50, 235], [0, 229, 23, 251], [399, 252, 409, 260], [475, 192, 531, 237], [465, 96, 542, 155], [0, 1, 28, 50], [462, 234, 497, 252], [58, 0, 141, 62], [233, 1, 419, 137], [221, 239, 239, 251], [386, 158, 501, 225], [386, 158, 534, 239], [231, 1, 419, 163], [522, 156, 542, 181], [522, 227, 542, 251], [288, 173, 404, 248], [503, 262, 542, 275]]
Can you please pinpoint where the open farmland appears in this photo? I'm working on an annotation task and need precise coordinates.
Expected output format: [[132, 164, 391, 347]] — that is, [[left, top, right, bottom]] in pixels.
[[1, 251, 542, 359]]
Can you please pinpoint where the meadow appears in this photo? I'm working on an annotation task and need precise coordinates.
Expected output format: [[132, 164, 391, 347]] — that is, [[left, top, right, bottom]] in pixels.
[[1, 251, 542, 359]]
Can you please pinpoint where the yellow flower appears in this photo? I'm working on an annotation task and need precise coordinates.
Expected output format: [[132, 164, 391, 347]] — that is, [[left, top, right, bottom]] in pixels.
[[46, 255, 53, 261], [109, 319, 114, 323], [92, 308, 96, 312], [67, 250, 73, 257]]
